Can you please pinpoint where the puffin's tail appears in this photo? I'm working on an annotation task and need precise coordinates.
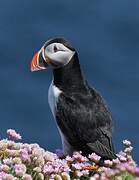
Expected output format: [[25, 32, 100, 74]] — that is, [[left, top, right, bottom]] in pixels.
[[87, 140, 117, 160]]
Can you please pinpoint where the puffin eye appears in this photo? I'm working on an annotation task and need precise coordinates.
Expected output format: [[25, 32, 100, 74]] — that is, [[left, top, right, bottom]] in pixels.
[[54, 45, 58, 52]]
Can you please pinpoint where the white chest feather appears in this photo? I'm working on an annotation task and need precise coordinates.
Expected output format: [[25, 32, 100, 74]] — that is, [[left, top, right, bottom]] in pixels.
[[48, 82, 70, 153], [48, 81, 62, 117]]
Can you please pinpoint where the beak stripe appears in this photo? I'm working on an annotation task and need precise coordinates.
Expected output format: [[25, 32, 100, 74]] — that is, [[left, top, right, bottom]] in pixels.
[[31, 52, 39, 71], [31, 51, 44, 71], [31, 49, 50, 72]]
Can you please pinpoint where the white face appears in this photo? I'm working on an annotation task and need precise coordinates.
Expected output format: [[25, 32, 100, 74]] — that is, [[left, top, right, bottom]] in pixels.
[[43, 43, 75, 67]]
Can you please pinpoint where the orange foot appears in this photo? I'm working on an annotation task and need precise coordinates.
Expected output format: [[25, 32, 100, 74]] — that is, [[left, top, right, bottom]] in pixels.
[[84, 165, 99, 171]]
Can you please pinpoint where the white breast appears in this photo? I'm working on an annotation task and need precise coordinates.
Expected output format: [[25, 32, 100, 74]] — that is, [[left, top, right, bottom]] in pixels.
[[48, 81, 62, 117], [48, 81, 70, 154]]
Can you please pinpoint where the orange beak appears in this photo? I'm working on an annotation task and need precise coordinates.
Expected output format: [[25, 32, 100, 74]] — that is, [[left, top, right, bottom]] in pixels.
[[31, 49, 50, 72]]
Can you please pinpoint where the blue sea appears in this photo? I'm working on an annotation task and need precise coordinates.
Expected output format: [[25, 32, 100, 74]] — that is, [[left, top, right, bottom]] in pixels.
[[0, 0, 138, 162]]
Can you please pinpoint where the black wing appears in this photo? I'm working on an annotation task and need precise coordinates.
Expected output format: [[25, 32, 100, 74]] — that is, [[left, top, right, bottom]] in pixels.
[[56, 87, 116, 159]]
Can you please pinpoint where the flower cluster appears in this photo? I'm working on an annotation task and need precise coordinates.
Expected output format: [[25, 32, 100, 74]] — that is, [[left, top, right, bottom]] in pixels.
[[7, 129, 21, 141], [0, 130, 138, 179]]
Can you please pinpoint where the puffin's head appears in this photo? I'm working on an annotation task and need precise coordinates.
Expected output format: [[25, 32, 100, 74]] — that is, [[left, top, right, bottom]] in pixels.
[[31, 38, 75, 71]]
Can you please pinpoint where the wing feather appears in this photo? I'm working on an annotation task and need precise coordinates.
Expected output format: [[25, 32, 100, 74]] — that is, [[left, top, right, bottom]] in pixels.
[[56, 88, 115, 159]]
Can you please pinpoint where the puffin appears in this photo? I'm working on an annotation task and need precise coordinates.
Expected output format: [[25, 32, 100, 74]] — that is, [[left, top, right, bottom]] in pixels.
[[31, 37, 116, 160]]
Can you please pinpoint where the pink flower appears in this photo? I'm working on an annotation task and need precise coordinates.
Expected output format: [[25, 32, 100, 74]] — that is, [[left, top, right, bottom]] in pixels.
[[118, 156, 127, 162], [81, 169, 89, 175], [105, 169, 116, 178], [65, 156, 74, 162], [7, 129, 21, 141], [104, 160, 113, 167], [72, 163, 82, 170], [0, 171, 7, 178], [126, 166, 135, 174], [112, 158, 120, 165], [20, 148, 29, 161], [23, 174, 32, 180], [43, 159, 70, 175], [88, 153, 101, 163], [43, 164, 54, 175], [75, 170, 83, 177], [134, 167, 139, 176], [117, 164, 126, 172], [91, 174, 100, 179], [116, 153, 127, 162], [14, 164, 26, 177], [73, 152, 88, 162]]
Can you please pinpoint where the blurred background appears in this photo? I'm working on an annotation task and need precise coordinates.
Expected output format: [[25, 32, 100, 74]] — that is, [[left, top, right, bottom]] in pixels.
[[0, 0, 138, 162]]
